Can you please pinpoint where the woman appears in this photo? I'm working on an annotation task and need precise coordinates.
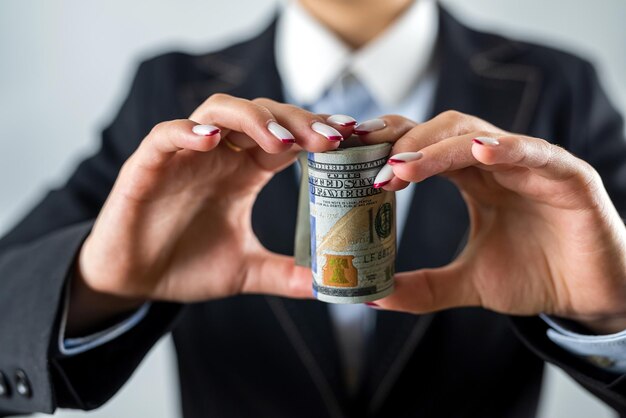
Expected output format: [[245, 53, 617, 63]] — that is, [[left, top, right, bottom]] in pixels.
[[1, 0, 625, 416]]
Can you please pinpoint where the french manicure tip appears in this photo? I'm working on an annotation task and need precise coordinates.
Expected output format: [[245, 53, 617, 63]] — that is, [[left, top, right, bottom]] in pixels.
[[268, 121, 295, 142], [311, 122, 343, 141], [387, 152, 423, 165], [192, 125, 220, 136], [373, 180, 391, 189], [472, 136, 500, 146], [354, 118, 386, 135], [327, 114, 357, 126]]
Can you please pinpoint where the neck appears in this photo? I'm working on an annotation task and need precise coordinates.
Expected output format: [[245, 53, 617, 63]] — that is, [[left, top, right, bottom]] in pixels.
[[298, 0, 415, 49]]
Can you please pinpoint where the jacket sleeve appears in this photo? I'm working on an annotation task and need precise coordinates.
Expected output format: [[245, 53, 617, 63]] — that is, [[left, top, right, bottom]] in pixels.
[[0, 59, 182, 416], [509, 60, 626, 414]]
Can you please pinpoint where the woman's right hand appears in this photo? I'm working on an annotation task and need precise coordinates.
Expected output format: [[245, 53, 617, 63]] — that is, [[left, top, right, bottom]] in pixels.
[[68, 95, 355, 332]]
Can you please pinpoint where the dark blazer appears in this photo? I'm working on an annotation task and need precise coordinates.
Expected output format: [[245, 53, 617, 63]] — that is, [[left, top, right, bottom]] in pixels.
[[1, 8, 626, 418]]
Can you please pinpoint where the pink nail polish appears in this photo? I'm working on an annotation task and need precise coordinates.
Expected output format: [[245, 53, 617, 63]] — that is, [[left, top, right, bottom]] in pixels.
[[268, 121, 296, 144], [327, 114, 357, 127], [354, 118, 386, 135], [387, 152, 423, 165], [312, 122, 343, 141], [472, 136, 500, 146], [373, 164, 394, 189], [192, 124, 220, 136]]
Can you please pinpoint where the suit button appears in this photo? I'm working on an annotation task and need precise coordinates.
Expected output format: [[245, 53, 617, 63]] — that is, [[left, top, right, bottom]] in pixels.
[[0, 371, 11, 398], [14, 370, 32, 398]]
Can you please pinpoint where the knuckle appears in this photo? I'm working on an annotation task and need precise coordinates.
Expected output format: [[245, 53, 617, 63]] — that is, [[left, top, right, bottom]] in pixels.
[[246, 101, 274, 121], [207, 92, 230, 104], [396, 130, 423, 149], [525, 139, 557, 169], [281, 103, 316, 121], [149, 119, 189, 139], [380, 114, 405, 124], [572, 158, 600, 187], [149, 120, 171, 137], [439, 110, 465, 123], [384, 114, 416, 130], [251, 97, 274, 107]]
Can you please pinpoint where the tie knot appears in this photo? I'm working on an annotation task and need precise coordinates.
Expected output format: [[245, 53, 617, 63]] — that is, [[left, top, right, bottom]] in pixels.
[[312, 72, 382, 122]]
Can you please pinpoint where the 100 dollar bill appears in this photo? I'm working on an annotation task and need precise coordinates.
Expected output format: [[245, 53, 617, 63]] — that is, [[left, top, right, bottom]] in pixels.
[[295, 143, 396, 304]]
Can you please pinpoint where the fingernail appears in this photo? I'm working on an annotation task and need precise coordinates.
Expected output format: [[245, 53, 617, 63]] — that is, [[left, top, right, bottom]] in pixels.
[[268, 121, 296, 144], [312, 122, 343, 141], [365, 302, 381, 309], [373, 164, 394, 189], [354, 118, 386, 135], [472, 136, 499, 146], [388, 152, 423, 165], [327, 114, 357, 127], [192, 124, 220, 136]]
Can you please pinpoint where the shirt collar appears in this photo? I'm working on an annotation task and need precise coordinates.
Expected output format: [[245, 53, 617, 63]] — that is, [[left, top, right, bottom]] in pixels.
[[275, 0, 439, 107]]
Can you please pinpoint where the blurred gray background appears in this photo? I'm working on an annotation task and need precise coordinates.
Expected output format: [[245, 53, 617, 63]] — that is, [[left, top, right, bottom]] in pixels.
[[1, 0, 624, 417]]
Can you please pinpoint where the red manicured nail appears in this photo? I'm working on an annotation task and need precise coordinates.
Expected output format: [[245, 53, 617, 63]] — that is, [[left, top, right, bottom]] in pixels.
[[386, 152, 423, 166], [373, 164, 394, 189], [353, 118, 386, 135], [365, 302, 381, 308], [268, 121, 296, 144], [472, 136, 500, 146], [327, 114, 357, 127], [373, 180, 391, 189], [192, 124, 220, 136], [312, 122, 344, 142]]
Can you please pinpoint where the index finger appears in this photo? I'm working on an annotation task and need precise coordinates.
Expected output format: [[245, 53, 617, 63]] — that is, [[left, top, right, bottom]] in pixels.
[[191, 93, 295, 154]]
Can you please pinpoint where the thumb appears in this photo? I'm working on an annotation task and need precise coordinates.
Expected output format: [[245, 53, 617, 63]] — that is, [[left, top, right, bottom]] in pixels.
[[374, 262, 480, 314]]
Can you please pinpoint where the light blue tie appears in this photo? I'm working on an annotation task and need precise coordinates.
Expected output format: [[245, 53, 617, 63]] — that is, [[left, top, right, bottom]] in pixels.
[[308, 72, 382, 123]]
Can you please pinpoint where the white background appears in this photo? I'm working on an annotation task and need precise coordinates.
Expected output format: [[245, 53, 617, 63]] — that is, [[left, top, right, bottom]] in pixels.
[[1, 1, 625, 417]]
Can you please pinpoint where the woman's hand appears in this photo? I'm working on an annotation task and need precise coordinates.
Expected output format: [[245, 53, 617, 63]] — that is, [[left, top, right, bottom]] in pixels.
[[359, 111, 626, 333], [69, 95, 356, 333]]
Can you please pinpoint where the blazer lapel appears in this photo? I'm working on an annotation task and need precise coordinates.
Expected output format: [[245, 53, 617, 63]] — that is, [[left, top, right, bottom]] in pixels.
[[363, 7, 542, 413]]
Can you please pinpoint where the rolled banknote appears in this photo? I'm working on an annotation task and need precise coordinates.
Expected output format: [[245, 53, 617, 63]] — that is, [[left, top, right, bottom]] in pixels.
[[295, 143, 396, 304]]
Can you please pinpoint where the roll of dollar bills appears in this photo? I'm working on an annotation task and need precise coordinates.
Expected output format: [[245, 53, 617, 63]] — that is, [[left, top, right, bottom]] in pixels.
[[296, 143, 396, 304]]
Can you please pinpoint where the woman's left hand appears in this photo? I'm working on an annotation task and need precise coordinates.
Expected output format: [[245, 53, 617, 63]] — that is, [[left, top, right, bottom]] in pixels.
[[357, 111, 626, 333]]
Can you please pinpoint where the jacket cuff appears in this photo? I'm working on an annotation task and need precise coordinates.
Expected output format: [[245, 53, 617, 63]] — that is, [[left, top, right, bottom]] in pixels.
[[0, 221, 93, 414], [57, 269, 152, 356]]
